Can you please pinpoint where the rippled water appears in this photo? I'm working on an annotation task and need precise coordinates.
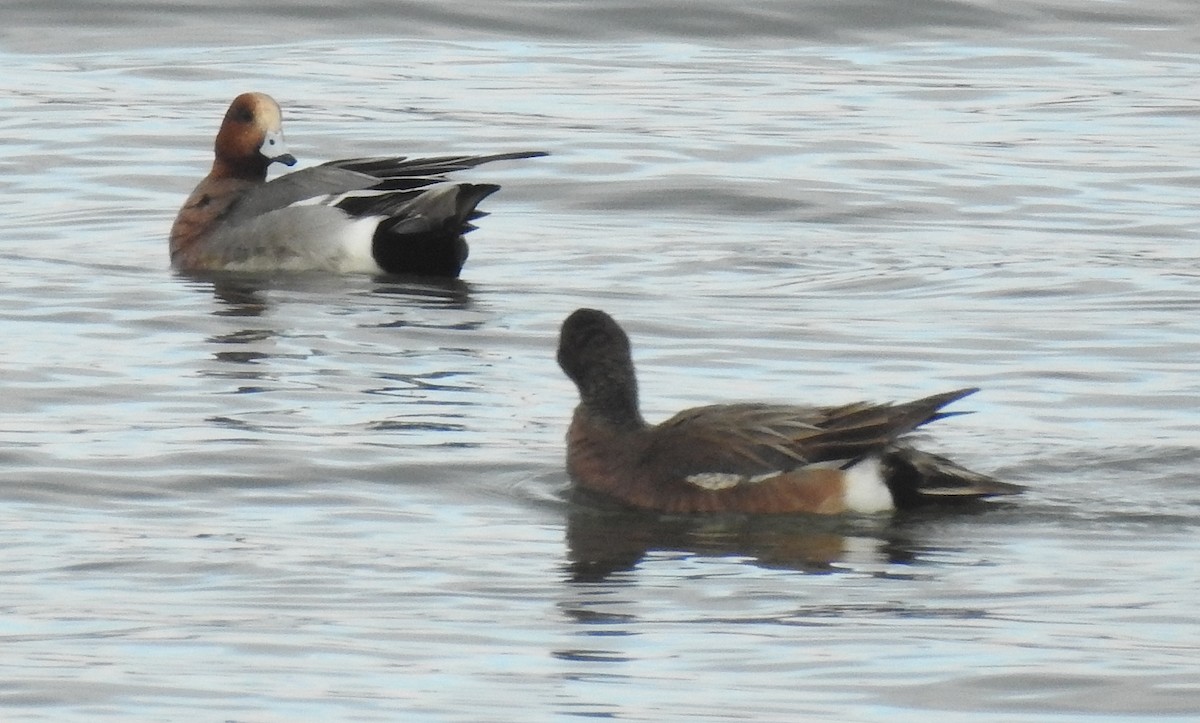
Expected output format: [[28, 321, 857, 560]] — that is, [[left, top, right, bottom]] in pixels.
[[2, 2, 1199, 720]]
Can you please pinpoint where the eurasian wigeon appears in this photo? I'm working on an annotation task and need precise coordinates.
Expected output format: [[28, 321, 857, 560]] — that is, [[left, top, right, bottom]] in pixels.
[[170, 92, 544, 276], [557, 308, 1023, 515]]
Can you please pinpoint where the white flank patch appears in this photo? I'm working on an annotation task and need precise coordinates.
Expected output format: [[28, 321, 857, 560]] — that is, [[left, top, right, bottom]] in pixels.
[[686, 473, 744, 491], [686, 471, 780, 491], [841, 456, 895, 514], [334, 215, 383, 273]]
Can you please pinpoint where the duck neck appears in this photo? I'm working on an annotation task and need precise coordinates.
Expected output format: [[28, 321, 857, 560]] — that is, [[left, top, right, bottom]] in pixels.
[[211, 155, 270, 183], [581, 379, 645, 432]]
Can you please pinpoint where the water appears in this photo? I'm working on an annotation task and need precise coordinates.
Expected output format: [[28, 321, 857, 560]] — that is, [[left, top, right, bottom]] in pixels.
[[2, 2, 1199, 720]]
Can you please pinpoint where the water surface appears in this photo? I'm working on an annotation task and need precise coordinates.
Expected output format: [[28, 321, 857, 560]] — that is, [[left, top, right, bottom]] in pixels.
[[2, 2, 1198, 720]]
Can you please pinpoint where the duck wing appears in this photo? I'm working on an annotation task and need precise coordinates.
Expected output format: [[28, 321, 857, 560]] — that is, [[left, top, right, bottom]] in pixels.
[[646, 387, 980, 476], [223, 151, 546, 225]]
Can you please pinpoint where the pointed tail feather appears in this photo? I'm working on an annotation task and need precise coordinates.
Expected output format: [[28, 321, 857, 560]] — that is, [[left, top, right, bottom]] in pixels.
[[893, 387, 980, 426], [882, 446, 1023, 509]]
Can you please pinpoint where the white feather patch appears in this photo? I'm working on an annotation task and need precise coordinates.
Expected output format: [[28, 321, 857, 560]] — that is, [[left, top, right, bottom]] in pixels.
[[841, 456, 895, 514], [686, 471, 780, 491], [333, 215, 383, 273]]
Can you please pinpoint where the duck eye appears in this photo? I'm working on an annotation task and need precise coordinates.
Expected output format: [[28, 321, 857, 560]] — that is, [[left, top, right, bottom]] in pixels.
[[236, 108, 254, 123]]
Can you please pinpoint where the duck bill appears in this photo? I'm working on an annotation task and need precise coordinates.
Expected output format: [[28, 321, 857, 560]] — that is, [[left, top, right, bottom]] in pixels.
[[259, 128, 296, 166]]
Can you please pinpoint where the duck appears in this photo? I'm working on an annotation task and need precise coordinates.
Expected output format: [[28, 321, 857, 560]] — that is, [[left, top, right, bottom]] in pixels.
[[169, 92, 544, 277], [556, 308, 1023, 515]]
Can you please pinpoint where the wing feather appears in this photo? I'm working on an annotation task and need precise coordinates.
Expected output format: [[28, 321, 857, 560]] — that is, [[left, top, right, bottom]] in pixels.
[[645, 389, 978, 479]]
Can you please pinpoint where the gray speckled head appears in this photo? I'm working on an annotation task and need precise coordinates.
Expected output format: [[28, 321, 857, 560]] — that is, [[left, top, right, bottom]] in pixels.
[[557, 308, 644, 429]]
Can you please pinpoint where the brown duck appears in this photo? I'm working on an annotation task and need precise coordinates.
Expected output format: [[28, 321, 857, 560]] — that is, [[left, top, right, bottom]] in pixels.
[[557, 308, 1023, 515]]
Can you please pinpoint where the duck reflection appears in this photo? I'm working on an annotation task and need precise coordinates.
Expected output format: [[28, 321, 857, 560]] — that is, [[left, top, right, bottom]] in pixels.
[[183, 271, 475, 319], [562, 490, 989, 582], [181, 271, 480, 370], [368, 274, 474, 313], [176, 271, 489, 431]]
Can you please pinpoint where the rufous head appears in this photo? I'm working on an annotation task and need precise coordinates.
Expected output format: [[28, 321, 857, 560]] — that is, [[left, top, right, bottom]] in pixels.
[[211, 92, 297, 180]]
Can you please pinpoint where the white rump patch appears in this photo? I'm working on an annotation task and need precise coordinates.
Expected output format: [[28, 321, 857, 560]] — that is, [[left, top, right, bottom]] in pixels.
[[686, 471, 780, 491], [841, 456, 895, 514]]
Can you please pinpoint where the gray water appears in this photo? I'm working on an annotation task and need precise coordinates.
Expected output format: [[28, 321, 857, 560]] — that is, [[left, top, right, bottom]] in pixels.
[[2, 2, 1199, 720]]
